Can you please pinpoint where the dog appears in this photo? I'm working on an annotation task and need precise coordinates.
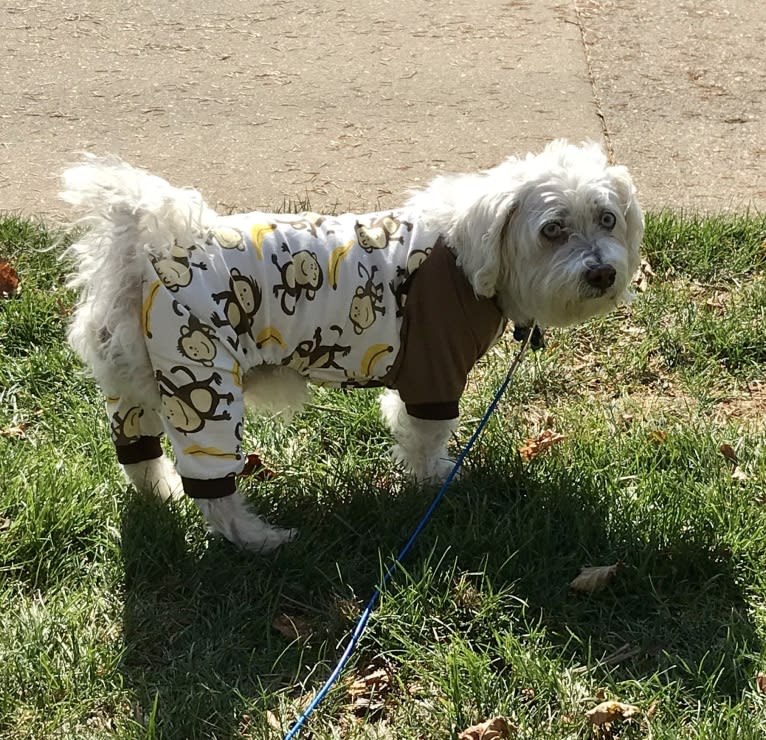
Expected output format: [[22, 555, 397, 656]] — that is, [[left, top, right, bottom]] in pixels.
[[61, 140, 643, 552]]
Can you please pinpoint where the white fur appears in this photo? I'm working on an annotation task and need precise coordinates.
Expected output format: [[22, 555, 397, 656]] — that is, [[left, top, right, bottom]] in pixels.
[[195, 493, 296, 553], [61, 140, 642, 552], [123, 456, 183, 501], [379, 390, 458, 483], [407, 139, 643, 326]]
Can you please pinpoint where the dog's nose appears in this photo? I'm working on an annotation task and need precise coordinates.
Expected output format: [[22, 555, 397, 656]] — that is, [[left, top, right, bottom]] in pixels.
[[585, 264, 616, 290]]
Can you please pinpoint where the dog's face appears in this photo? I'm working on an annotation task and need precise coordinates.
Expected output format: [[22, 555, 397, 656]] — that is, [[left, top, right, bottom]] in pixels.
[[452, 140, 643, 329]]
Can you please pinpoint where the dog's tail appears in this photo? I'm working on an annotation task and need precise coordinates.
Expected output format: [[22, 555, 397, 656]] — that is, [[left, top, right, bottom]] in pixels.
[[60, 155, 217, 398]]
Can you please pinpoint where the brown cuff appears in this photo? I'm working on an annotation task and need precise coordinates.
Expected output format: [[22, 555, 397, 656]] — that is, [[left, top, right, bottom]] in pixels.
[[181, 476, 237, 499], [115, 436, 163, 465], [405, 402, 459, 420]]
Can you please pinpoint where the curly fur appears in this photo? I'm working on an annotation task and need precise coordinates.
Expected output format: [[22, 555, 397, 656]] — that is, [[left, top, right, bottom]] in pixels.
[[61, 140, 642, 552]]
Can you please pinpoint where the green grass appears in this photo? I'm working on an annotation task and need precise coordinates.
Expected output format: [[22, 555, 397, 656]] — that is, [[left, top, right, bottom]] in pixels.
[[1, 212, 766, 738]]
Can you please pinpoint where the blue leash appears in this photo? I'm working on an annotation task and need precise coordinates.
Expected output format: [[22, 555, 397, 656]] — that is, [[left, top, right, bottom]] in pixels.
[[283, 331, 533, 738]]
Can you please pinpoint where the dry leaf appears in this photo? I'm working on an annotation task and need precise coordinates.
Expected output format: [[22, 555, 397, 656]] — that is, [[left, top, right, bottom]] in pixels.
[[570, 562, 623, 593], [719, 443, 738, 464], [0, 260, 20, 298], [347, 664, 393, 718], [0, 424, 28, 439], [731, 467, 749, 483], [705, 292, 731, 313], [265, 710, 284, 733], [0, 518, 11, 533], [634, 259, 654, 293], [238, 452, 276, 481], [458, 716, 512, 739], [756, 672, 766, 694], [519, 429, 565, 461], [271, 613, 313, 641], [647, 429, 668, 444], [348, 667, 390, 699], [585, 700, 640, 725], [238, 712, 254, 735]]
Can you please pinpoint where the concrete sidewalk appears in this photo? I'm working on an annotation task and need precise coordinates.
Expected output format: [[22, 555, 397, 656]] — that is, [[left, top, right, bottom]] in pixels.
[[1, 0, 763, 218]]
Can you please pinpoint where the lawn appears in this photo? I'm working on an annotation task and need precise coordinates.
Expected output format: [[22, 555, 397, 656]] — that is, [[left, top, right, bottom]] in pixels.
[[0, 211, 765, 738]]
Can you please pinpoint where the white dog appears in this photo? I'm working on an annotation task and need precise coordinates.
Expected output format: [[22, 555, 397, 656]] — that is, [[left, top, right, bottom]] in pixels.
[[61, 140, 643, 552]]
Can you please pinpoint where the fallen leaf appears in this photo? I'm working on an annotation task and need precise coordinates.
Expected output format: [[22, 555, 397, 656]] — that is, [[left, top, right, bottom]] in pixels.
[[731, 467, 749, 483], [585, 700, 640, 726], [348, 667, 390, 699], [347, 663, 393, 719], [238, 452, 276, 481], [718, 443, 738, 464], [238, 712, 253, 735], [271, 613, 313, 641], [0, 260, 20, 298], [457, 716, 512, 739], [0, 424, 28, 439], [265, 710, 283, 733], [518, 429, 565, 461], [570, 562, 623, 593], [705, 294, 728, 314], [634, 259, 654, 293], [756, 672, 766, 694], [647, 429, 667, 444], [0, 518, 11, 533]]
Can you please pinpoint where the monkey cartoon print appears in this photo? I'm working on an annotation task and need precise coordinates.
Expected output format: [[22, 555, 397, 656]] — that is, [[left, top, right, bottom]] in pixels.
[[128, 207, 445, 487]]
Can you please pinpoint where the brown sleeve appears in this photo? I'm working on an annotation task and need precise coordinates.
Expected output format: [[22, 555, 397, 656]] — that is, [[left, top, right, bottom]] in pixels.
[[385, 242, 505, 420]]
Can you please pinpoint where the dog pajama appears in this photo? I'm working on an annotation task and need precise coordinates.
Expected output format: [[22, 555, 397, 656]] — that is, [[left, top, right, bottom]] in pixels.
[[110, 210, 505, 498]]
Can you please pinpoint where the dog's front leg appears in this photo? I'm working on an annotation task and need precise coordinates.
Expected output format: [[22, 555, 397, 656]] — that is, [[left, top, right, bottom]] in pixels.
[[379, 390, 457, 484]]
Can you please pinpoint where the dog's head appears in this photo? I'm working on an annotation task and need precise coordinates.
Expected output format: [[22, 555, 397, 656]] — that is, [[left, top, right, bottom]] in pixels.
[[433, 140, 643, 329]]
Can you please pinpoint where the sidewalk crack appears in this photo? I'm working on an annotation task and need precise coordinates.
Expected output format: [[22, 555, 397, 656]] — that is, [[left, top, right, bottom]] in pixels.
[[572, 0, 614, 163]]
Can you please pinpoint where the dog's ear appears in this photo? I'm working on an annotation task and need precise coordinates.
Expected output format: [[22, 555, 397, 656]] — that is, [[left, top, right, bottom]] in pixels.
[[608, 164, 644, 253], [457, 194, 517, 299]]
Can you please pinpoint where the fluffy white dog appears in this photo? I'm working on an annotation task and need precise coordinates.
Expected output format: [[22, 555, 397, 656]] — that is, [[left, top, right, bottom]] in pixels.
[[61, 140, 642, 552]]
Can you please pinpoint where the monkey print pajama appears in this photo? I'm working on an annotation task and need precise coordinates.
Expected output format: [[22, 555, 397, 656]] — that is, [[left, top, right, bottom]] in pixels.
[[111, 210, 505, 498]]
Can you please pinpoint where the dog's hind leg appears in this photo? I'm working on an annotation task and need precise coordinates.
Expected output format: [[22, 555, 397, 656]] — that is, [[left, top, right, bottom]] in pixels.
[[195, 494, 296, 553], [153, 362, 296, 553], [107, 396, 183, 500], [379, 389, 458, 484]]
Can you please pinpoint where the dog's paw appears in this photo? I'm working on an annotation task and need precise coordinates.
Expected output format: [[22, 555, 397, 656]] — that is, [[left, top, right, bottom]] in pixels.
[[123, 456, 184, 501], [240, 524, 298, 554], [426, 456, 460, 485], [390, 446, 459, 486], [195, 493, 296, 553]]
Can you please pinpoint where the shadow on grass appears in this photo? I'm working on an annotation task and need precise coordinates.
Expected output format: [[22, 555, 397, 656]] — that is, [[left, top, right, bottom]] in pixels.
[[436, 455, 762, 699], [117, 452, 762, 737], [118, 492, 290, 738], [117, 471, 424, 738]]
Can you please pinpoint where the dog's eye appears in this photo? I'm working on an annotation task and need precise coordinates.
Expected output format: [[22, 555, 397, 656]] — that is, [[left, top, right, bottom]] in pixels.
[[600, 211, 617, 230], [541, 221, 563, 240]]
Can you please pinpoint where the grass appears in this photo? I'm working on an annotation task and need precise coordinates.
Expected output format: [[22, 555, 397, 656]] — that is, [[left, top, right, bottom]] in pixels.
[[0, 211, 765, 738]]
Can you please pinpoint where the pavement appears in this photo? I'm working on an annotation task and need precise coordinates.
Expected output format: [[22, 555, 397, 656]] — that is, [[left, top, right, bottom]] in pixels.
[[1, 0, 764, 219]]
